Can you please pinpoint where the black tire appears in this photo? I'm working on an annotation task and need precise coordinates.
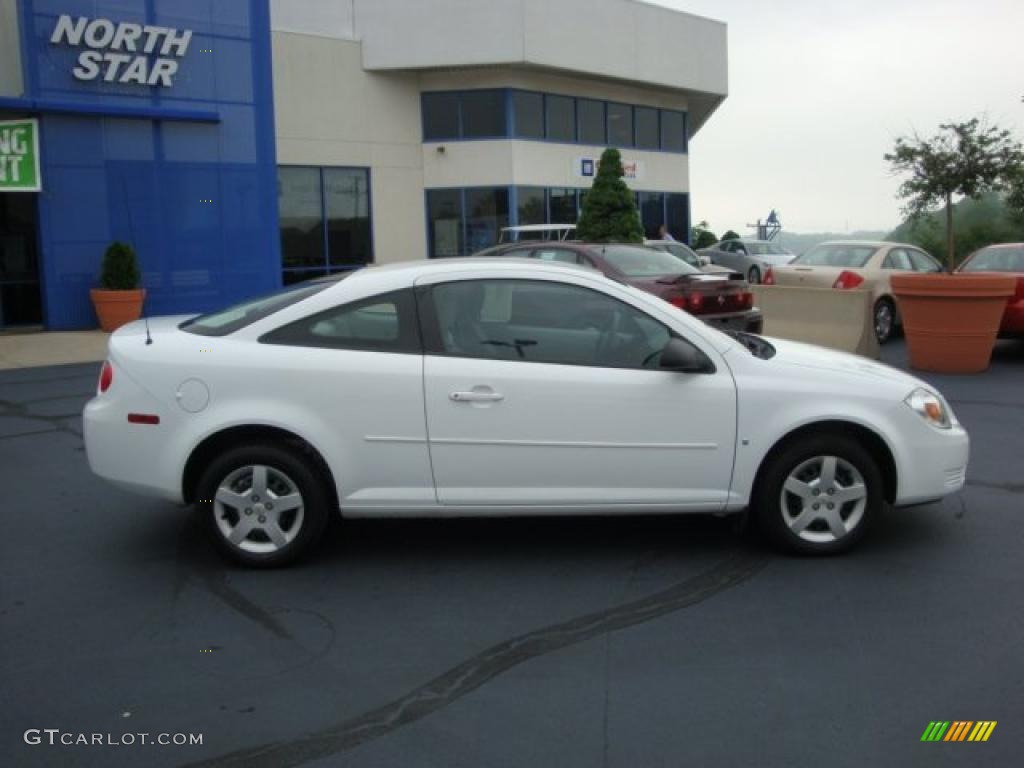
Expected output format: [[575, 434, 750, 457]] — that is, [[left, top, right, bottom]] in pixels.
[[754, 434, 882, 555], [747, 265, 761, 284], [874, 297, 896, 344], [196, 442, 332, 567]]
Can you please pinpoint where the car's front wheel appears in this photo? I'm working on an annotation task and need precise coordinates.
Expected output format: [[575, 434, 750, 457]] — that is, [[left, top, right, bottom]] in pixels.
[[754, 434, 882, 555], [197, 442, 332, 567]]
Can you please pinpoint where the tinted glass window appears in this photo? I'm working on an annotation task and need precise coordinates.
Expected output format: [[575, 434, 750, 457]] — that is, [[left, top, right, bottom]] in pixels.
[[465, 188, 510, 253], [531, 248, 580, 264], [577, 99, 605, 145], [665, 193, 690, 243], [261, 290, 420, 353], [883, 248, 913, 271], [546, 94, 575, 142], [660, 110, 686, 152], [794, 244, 878, 268], [430, 279, 671, 369], [426, 189, 463, 258], [660, 243, 701, 268], [512, 91, 544, 139], [961, 246, 1024, 272], [600, 245, 699, 277], [423, 92, 460, 139], [324, 168, 371, 267], [635, 107, 659, 150], [549, 188, 578, 225], [278, 167, 324, 269], [461, 90, 506, 138], [638, 192, 665, 239], [517, 186, 546, 226], [181, 278, 341, 337], [607, 103, 633, 147], [909, 250, 943, 272]]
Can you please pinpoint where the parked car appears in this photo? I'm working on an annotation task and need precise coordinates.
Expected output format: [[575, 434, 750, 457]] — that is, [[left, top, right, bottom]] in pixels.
[[84, 259, 969, 566], [701, 239, 796, 284], [956, 243, 1024, 337], [764, 240, 944, 344], [499, 224, 576, 243], [644, 239, 727, 272], [474, 241, 762, 333]]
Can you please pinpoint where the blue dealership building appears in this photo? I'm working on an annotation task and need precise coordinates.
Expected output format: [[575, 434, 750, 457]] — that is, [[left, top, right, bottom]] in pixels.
[[0, 0, 728, 330]]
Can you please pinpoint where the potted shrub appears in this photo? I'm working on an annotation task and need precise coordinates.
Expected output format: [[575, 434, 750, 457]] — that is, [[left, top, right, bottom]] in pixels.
[[90, 241, 146, 332], [891, 273, 1016, 373]]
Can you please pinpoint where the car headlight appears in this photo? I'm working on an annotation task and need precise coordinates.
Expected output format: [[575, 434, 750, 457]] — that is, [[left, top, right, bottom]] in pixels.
[[904, 387, 953, 429]]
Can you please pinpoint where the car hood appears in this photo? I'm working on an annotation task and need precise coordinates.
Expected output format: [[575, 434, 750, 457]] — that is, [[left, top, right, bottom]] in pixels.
[[757, 336, 928, 389]]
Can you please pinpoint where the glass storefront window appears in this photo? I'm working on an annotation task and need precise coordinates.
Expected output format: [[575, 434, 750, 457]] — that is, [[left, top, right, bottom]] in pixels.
[[324, 168, 371, 267], [635, 107, 659, 150], [422, 92, 460, 140], [638, 191, 666, 239], [660, 110, 686, 153], [278, 167, 372, 280], [666, 193, 690, 243], [512, 91, 544, 139], [577, 99, 605, 145], [517, 187, 546, 226], [549, 188, 578, 225], [426, 189, 463, 258], [546, 95, 575, 142], [465, 188, 509, 253], [607, 103, 633, 148], [461, 90, 506, 138]]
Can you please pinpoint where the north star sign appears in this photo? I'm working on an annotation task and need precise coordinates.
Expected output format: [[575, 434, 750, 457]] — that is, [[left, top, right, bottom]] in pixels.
[[49, 15, 192, 87]]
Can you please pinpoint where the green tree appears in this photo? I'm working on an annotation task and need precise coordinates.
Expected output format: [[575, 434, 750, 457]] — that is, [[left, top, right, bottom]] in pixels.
[[576, 148, 644, 243], [691, 220, 718, 249], [885, 118, 1024, 269], [99, 241, 141, 290], [721, 230, 741, 241]]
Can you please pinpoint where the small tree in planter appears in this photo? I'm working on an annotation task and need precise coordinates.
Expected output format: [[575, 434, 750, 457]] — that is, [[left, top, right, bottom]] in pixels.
[[576, 148, 644, 243], [90, 241, 146, 332]]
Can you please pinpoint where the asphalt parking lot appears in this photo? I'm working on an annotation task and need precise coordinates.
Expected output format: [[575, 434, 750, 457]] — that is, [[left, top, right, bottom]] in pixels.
[[2, 339, 1023, 768]]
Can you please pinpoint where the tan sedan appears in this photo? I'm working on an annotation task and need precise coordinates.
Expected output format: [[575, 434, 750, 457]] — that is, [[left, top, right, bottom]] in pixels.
[[764, 240, 944, 343]]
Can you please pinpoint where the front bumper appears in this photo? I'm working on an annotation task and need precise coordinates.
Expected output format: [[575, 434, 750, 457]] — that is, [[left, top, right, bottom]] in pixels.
[[702, 308, 764, 334], [894, 423, 970, 506]]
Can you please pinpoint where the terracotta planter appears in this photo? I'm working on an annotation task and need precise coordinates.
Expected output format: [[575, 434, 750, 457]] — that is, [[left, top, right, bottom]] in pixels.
[[90, 288, 146, 333], [891, 274, 1015, 373]]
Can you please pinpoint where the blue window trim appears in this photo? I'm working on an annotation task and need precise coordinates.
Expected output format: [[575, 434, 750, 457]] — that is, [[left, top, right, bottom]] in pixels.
[[278, 165, 374, 276], [422, 88, 688, 154]]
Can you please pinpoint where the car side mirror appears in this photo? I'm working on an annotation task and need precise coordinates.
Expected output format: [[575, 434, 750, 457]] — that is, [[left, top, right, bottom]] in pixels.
[[659, 338, 715, 373]]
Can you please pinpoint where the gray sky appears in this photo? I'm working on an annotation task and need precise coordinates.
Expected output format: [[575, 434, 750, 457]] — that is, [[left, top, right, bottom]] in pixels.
[[655, 0, 1024, 235]]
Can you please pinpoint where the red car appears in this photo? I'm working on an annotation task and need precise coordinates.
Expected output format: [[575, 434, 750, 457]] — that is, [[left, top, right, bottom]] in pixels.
[[474, 241, 763, 333], [957, 243, 1024, 337]]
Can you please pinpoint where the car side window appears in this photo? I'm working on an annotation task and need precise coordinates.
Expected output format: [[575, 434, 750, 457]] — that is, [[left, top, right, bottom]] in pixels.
[[883, 248, 913, 271], [909, 249, 942, 272], [734, 242, 747, 254], [260, 289, 421, 353], [532, 248, 580, 264], [425, 279, 672, 370]]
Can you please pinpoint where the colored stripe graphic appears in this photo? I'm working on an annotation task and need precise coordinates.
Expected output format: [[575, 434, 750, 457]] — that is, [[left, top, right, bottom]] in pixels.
[[921, 721, 996, 742]]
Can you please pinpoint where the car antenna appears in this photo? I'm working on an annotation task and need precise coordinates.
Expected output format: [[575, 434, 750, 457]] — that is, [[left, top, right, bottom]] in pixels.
[[144, 315, 152, 345]]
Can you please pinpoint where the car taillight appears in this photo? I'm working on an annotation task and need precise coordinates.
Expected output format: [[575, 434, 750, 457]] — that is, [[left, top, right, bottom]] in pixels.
[[689, 294, 704, 312], [668, 296, 686, 310], [762, 267, 775, 285], [98, 360, 113, 393], [740, 291, 753, 309], [833, 270, 865, 289]]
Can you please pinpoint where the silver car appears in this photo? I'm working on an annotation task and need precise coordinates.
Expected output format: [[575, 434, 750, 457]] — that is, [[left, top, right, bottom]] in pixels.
[[701, 239, 796, 283], [645, 239, 731, 274]]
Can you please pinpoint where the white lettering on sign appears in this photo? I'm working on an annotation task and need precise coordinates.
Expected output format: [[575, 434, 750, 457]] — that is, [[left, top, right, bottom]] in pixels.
[[50, 14, 192, 87]]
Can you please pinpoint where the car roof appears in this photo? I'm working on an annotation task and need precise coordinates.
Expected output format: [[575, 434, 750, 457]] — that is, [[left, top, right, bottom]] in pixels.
[[501, 224, 576, 233], [814, 240, 905, 247]]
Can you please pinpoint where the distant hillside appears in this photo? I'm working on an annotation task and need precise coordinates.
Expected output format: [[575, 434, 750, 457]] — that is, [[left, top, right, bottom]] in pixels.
[[773, 230, 889, 256], [886, 192, 1024, 266]]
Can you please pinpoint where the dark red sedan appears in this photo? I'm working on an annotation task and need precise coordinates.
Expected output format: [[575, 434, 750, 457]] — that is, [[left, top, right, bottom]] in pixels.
[[474, 241, 763, 333], [957, 243, 1024, 337]]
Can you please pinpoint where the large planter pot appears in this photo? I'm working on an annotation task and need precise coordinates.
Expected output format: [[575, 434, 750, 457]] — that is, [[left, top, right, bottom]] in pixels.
[[90, 288, 146, 333], [891, 274, 1015, 373]]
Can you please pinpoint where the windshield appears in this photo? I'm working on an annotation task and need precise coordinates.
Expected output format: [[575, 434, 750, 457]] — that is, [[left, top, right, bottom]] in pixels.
[[653, 242, 702, 268], [793, 244, 878, 268], [599, 245, 700, 278], [747, 243, 791, 256], [180, 276, 344, 336], [961, 245, 1024, 273]]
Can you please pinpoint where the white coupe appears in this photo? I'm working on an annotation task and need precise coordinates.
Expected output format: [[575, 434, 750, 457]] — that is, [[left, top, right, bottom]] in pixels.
[[84, 259, 969, 566]]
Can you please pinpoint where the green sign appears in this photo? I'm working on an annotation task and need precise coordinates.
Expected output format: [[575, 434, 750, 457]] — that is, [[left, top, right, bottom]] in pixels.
[[0, 119, 41, 192]]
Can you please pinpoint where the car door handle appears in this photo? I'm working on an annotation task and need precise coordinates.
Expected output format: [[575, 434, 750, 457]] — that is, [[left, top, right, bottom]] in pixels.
[[449, 391, 505, 403]]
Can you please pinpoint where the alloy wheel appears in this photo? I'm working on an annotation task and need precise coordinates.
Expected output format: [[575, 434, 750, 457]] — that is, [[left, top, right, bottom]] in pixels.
[[213, 464, 305, 554], [779, 455, 868, 544], [875, 301, 894, 343]]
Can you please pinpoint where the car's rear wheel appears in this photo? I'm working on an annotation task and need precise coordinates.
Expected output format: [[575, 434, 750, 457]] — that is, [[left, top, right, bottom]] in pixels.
[[874, 297, 896, 344], [754, 434, 882, 555], [197, 442, 331, 567], [747, 265, 761, 284]]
